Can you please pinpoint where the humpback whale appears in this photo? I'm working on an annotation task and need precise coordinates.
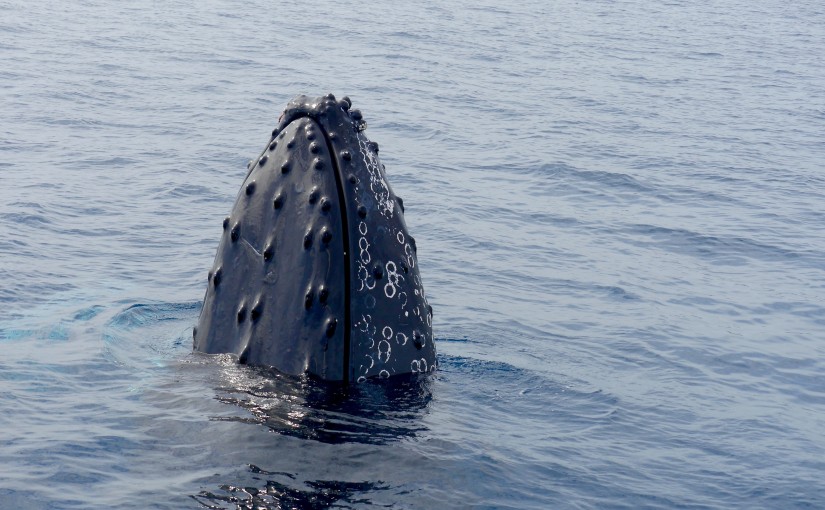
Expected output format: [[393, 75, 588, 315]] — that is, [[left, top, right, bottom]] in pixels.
[[194, 94, 436, 382]]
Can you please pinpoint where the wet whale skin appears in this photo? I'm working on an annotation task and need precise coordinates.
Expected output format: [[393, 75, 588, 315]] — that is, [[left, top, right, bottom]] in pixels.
[[194, 94, 436, 382]]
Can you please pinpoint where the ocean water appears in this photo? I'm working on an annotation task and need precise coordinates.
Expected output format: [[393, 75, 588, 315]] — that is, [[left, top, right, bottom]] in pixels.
[[1, 0, 824, 508]]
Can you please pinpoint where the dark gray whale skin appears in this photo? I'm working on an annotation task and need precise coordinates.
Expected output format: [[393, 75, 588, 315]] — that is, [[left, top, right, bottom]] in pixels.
[[194, 94, 435, 382]]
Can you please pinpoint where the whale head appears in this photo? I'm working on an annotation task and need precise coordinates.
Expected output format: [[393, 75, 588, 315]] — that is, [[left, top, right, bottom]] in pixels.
[[194, 94, 436, 382]]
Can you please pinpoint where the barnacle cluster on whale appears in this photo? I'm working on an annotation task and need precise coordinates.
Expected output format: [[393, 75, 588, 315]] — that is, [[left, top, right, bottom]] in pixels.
[[194, 94, 436, 382]]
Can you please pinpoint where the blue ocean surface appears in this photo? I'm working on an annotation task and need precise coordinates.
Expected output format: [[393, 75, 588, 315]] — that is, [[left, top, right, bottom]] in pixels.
[[2, 0, 824, 508]]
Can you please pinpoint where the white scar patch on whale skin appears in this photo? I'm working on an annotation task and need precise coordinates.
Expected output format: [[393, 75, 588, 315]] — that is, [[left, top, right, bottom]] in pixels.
[[347, 132, 432, 380], [384, 261, 404, 299], [357, 132, 395, 218], [410, 358, 430, 373]]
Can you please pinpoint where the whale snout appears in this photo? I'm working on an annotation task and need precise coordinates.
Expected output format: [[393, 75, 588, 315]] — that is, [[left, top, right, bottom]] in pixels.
[[195, 94, 435, 382]]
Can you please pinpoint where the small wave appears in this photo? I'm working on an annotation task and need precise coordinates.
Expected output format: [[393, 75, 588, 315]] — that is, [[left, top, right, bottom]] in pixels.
[[2, 212, 52, 226], [626, 223, 825, 269], [103, 301, 200, 371]]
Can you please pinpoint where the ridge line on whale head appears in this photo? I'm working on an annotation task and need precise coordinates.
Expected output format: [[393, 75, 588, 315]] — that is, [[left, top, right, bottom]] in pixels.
[[195, 93, 436, 383]]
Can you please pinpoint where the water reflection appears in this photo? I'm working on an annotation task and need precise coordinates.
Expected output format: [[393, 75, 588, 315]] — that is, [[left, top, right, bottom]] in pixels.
[[193, 469, 387, 510], [193, 363, 434, 509], [213, 365, 433, 445]]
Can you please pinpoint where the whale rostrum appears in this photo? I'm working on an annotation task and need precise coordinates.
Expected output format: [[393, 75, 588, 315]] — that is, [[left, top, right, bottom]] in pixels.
[[194, 94, 436, 382]]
